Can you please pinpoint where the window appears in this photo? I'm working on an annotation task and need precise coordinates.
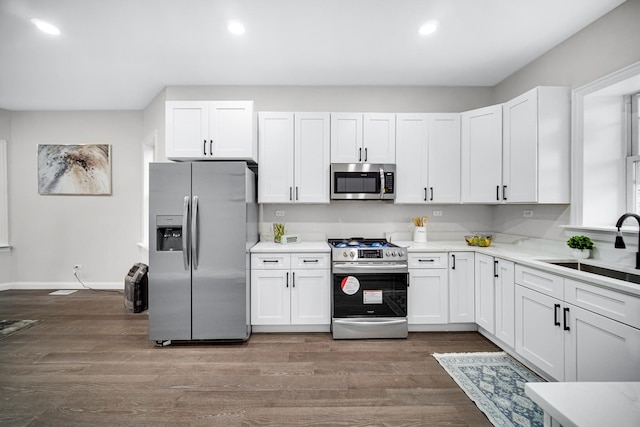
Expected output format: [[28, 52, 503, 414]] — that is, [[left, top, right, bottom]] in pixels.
[[0, 140, 8, 247], [628, 94, 640, 214], [572, 62, 640, 228]]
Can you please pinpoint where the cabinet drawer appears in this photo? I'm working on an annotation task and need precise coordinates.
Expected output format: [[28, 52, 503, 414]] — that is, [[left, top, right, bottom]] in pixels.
[[291, 253, 330, 269], [408, 253, 447, 269], [251, 254, 290, 269], [515, 265, 564, 299], [565, 279, 640, 329]]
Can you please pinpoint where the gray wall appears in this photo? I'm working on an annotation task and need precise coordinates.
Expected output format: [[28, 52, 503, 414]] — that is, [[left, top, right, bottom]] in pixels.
[[8, 111, 143, 287], [493, 0, 640, 102]]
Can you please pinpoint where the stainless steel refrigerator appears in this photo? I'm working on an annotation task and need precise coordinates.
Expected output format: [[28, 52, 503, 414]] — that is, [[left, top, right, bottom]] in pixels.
[[148, 161, 258, 344]]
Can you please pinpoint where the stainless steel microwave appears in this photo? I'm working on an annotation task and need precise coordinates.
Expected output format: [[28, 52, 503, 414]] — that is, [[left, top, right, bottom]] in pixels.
[[330, 163, 396, 200]]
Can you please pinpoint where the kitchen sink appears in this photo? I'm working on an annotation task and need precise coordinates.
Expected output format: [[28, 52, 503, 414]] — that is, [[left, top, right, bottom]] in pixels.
[[544, 261, 640, 285]]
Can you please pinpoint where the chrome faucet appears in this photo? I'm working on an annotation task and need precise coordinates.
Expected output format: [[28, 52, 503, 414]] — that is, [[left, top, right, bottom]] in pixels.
[[614, 213, 640, 269]]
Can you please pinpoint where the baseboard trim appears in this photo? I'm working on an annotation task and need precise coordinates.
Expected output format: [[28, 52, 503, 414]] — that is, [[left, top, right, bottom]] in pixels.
[[1, 282, 123, 291]]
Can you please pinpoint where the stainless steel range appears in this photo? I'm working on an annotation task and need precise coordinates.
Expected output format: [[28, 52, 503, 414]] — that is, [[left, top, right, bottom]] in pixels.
[[328, 238, 409, 339]]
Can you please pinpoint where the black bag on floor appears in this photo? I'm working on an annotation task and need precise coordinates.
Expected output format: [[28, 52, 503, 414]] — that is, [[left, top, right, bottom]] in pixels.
[[124, 263, 148, 313]]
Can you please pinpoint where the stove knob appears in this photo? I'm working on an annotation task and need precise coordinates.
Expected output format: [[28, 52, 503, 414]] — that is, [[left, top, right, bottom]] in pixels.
[[349, 251, 355, 258], [343, 252, 348, 258], [386, 250, 391, 256], [398, 250, 405, 257], [391, 250, 397, 257]]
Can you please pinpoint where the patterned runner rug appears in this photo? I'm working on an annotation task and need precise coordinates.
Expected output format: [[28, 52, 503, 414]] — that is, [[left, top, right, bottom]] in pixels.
[[433, 351, 544, 427], [0, 319, 42, 339]]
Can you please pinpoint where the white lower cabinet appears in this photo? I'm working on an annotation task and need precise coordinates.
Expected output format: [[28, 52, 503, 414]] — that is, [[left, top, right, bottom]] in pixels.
[[251, 253, 330, 326], [408, 253, 448, 325], [475, 254, 515, 348], [515, 265, 640, 381], [449, 252, 475, 323]]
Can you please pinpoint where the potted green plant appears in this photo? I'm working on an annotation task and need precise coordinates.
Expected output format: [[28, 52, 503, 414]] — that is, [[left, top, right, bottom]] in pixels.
[[567, 235, 594, 259]]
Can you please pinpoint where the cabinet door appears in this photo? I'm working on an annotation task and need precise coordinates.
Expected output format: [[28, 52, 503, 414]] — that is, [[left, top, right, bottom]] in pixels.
[[408, 268, 449, 324], [495, 259, 515, 348], [503, 89, 538, 203], [165, 101, 209, 159], [258, 112, 295, 203], [363, 113, 396, 163], [290, 269, 330, 325], [209, 101, 256, 161], [461, 104, 503, 203], [474, 253, 495, 333], [428, 114, 461, 203], [330, 113, 363, 163], [564, 303, 640, 382], [515, 285, 565, 380], [250, 269, 290, 325], [395, 114, 429, 203], [295, 113, 331, 203], [449, 252, 475, 323]]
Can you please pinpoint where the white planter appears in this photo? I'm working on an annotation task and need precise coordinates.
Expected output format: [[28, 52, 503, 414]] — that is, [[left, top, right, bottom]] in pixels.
[[571, 248, 591, 259]]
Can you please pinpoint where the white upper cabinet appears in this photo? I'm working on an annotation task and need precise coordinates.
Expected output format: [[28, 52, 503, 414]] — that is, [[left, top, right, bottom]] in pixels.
[[396, 114, 460, 204], [165, 100, 257, 162], [330, 113, 395, 163], [461, 104, 503, 203], [502, 86, 570, 203], [461, 86, 570, 204], [258, 112, 330, 204]]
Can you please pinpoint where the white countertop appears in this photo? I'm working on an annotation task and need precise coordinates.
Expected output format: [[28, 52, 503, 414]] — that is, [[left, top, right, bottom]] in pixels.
[[525, 382, 640, 427], [396, 240, 640, 297], [251, 238, 640, 297], [251, 241, 330, 253]]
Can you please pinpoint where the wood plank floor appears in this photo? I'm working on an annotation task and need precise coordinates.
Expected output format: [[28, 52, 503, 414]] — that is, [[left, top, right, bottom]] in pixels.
[[0, 290, 500, 426]]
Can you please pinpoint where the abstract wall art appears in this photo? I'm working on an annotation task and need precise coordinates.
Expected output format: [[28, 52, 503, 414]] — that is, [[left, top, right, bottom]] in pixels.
[[38, 144, 112, 195]]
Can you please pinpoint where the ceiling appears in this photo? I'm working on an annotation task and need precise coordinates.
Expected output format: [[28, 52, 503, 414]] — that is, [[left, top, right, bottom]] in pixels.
[[0, 0, 628, 111]]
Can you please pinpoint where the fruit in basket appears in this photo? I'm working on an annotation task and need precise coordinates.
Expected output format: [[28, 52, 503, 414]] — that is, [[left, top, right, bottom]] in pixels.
[[465, 235, 479, 246], [478, 235, 493, 247]]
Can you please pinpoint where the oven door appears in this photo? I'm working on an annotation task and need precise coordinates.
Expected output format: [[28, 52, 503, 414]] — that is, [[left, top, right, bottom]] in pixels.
[[332, 263, 408, 318]]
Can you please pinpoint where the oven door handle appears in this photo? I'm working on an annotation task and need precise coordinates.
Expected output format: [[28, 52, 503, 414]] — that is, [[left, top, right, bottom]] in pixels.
[[332, 263, 408, 274], [333, 319, 407, 326]]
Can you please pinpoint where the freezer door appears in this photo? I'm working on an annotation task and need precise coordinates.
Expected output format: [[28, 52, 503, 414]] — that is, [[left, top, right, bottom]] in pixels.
[[148, 162, 193, 341], [191, 162, 251, 340]]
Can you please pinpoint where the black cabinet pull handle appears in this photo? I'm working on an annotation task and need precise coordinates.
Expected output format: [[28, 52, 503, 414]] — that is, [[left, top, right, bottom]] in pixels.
[[303, 259, 319, 263], [554, 304, 561, 326], [203, 139, 207, 155], [364, 148, 368, 162], [563, 307, 570, 331], [494, 260, 499, 278], [286, 272, 289, 288], [503, 185, 507, 201], [451, 254, 456, 270], [292, 272, 295, 288], [424, 188, 427, 202], [289, 187, 292, 201], [359, 148, 362, 162], [295, 186, 299, 201], [263, 259, 279, 263], [419, 259, 436, 263], [430, 187, 434, 201]]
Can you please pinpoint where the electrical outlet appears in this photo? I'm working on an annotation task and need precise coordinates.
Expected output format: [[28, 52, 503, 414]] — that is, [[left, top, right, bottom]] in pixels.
[[73, 264, 83, 270], [275, 210, 285, 217], [523, 210, 534, 218], [433, 210, 443, 217]]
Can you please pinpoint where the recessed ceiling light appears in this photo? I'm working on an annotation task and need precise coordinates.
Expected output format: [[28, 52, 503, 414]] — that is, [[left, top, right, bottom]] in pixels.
[[31, 18, 61, 36], [228, 20, 246, 35], [419, 20, 438, 36]]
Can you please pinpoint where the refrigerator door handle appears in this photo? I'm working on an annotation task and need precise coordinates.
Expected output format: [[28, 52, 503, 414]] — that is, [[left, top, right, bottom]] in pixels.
[[182, 196, 190, 270], [191, 195, 199, 270]]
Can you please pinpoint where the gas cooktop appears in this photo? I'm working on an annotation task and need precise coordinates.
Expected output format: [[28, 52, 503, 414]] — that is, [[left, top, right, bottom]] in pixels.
[[328, 238, 399, 249], [328, 238, 407, 262]]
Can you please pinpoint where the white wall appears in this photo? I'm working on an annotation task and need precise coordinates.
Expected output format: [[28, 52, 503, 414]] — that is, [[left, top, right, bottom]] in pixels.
[[0, 108, 11, 286], [8, 111, 143, 288]]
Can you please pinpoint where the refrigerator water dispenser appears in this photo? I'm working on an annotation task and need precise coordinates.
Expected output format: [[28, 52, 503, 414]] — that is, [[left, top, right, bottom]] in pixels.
[[156, 215, 183, 251]]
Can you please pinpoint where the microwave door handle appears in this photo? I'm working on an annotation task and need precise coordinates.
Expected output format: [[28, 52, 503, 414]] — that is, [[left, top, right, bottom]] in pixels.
[[380, 168, 385, 199]]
